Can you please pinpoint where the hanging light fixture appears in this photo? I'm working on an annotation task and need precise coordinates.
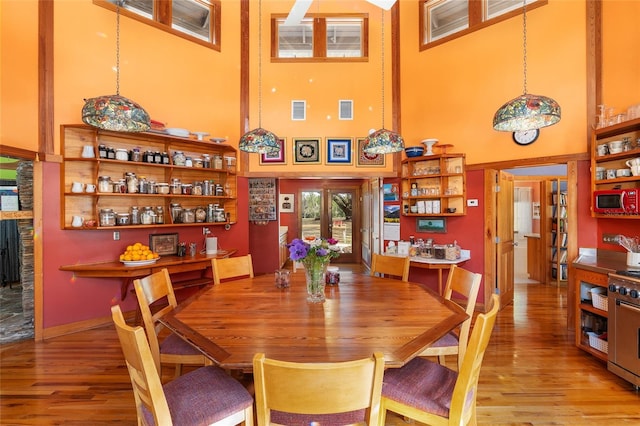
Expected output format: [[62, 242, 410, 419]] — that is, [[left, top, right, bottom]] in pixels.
[[493, 0, 560, 132], [82, 1, 151, 132], [239, 0, 280, 155], [364, 9, 404, 154]]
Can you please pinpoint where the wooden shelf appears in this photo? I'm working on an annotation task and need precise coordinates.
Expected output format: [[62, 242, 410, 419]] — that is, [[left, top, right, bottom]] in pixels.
[[0, 211, 33, 221]]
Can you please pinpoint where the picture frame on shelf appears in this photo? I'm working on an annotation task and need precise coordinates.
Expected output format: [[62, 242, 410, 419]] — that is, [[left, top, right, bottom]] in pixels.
[[149, 233, 179, 256], [356, 137, 385, 167], [326, 138, 353, 164], [293, 138, 321, 164], [260, 138, 286, 164], [416, 218, 447, 233]]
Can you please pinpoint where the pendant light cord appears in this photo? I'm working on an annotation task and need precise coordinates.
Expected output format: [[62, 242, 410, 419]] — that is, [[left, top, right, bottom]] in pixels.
[[258, 0, 263, 128], [115, 1, 121, 96], [380, 8, 385, 128], [522, 0, 527, 95]]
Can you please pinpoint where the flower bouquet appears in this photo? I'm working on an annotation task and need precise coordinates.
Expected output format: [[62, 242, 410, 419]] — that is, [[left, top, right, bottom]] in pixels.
[[288, 237, 340, 302]]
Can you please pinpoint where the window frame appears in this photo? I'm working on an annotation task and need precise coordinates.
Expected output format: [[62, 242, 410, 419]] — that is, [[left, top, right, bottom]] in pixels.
[[271, 13, 369, 63], [94, 0, 221, 51], [419, 0, 547, 51]]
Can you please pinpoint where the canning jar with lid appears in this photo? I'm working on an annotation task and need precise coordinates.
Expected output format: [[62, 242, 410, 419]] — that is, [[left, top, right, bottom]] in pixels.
[[170, 203, 182, 224], [155, 206, 164, 224], [181, 208, 195, 223], [172, 151, 186, 166], [195, 206, 207, 223], [141, 207, 156, 225], [130, 206, 140, 225], [99, 208, 116, 227], [115, 148, 129, 161], [98, 176, 111, 193]]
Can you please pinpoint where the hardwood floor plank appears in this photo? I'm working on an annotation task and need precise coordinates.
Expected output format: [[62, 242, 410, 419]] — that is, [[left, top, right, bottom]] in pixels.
[[1, 268, 638, 425]]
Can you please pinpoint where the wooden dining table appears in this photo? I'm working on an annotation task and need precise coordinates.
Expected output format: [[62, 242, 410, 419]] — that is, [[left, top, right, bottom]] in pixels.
[[159, 269, 468, 370]]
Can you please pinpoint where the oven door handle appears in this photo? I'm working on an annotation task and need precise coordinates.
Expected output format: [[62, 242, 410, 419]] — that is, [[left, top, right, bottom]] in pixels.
[[619, 300, 640, 314]]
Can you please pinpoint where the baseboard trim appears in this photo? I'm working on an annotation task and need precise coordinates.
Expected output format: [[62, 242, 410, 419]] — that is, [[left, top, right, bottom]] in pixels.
[[42, 309, 137, 340]]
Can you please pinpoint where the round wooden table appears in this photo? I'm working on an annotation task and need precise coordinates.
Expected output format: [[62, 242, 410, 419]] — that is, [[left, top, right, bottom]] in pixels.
[[160, 269, 468, 370]]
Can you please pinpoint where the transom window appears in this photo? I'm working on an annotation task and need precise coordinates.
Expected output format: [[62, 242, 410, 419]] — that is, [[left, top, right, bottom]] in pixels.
[[421, 0, 546, 50], [272, 14, 368, 62], [95, 0, 221, 51]]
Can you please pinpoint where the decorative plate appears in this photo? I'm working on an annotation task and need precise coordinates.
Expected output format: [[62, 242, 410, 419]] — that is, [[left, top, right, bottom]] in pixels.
[[165, 128, 190, 137], [121, 258, 159, 267], [209, 137, 227, 144]]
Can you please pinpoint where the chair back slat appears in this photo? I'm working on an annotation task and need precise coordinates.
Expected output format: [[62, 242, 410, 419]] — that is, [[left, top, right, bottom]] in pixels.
[[212, 254, 255, 285], [370, 254, 410, 282], [253, 352, 384, 426]]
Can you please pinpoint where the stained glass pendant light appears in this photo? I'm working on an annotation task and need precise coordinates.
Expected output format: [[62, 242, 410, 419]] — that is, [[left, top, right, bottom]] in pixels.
[[364, 9, 404, 154], [82, 1, 150, 132], [493, 0, 560, 132], [239, 0, 280, 155]]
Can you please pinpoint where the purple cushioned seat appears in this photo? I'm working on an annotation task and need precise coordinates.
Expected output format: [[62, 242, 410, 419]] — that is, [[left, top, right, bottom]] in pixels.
[[271, 408, 365, 426], [142, 365, 253, 426], [160, 333, 203, 355], [382, 357, 457, 418], [430, 331, 458, 347]]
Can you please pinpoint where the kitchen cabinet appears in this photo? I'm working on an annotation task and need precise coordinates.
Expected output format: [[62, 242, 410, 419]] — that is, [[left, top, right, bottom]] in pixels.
[[574, 268, 608, 362], [61, 124, 237, 230], [400, 153, 466, 217], [549, 179, 568, 284], [591, 117, 640, 218]]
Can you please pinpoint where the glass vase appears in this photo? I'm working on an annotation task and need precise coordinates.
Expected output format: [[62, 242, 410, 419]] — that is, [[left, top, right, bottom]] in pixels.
[[305, 261, 329, 303]]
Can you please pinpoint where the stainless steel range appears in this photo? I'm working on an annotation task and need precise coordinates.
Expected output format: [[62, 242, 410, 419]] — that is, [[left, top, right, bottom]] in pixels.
[[608, 271, 640, 388]]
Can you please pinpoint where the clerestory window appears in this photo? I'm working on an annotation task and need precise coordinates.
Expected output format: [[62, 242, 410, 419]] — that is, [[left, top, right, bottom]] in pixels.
[[272, 14, 368, 62], [95, 0, 221, 51], [421, 0, 546, 50]]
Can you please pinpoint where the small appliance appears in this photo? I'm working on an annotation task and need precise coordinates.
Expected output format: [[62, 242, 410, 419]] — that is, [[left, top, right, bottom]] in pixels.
[[593, 188, 639, 215]]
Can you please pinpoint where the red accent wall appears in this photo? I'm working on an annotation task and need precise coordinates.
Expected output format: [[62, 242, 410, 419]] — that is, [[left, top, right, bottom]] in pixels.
[[44, 163, 250, 328]]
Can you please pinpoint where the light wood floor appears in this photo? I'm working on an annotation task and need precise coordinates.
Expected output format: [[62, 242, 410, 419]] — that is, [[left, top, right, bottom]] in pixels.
[[1, 267, 639, 425]]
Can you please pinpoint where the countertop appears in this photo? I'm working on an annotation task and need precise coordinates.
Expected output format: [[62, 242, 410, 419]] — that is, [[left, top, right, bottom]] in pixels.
[[573, 248, 634, 274]]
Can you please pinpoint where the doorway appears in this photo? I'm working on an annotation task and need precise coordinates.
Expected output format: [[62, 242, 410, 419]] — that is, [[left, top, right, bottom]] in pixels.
[[300, 187, 360, 264]]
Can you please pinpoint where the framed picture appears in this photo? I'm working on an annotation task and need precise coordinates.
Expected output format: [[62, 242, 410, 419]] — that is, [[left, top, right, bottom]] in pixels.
[[149, 233, 179, 256], [383, 204, 400, 223], [260, 138, 286, 164], [279, 193, 294, 213], [293, 138, 321, 164], [383, 183, 399, 201], [356, 137, 385, 167], [326, 138, 353, 164], [416, 218, 447, 233]]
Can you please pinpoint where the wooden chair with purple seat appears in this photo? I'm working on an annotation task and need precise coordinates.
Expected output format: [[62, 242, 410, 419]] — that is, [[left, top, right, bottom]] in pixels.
[[111, 305, 254, 426], [418, 264, 482, 370], [253, 352, 385, 426], [134, 268, 211, 379], [378, 293, 500, 426]]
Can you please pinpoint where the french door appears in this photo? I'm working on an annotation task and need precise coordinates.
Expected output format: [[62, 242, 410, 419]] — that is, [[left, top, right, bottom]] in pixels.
[[300, 187, 360, 264]]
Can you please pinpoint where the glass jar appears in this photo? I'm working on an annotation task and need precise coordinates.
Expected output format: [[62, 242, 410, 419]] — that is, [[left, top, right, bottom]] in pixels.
[[130, 148, 141, 162], [326, 266, 340, 285], [172, 151, 186, 166], [125, 172, 138, 193], [215, 206, 226, 222], [185, 156, 193, 167], [99, 208, 116, 227], [202, 154, 211, 168], [207, 203, 215, 222], [213, 155, 223, 169], [98, 144, 107, 159], [141, 207, 155, 225], [130, 206, 140, 225], [170, 203, 182, 224], [154, 151, 162, 164], [193, 158, 203, 168], [107, 147, 116, 159], [115, 148, 129, 161], [181, 208, 195, 224], [155, 206, 164, 224], [116, 213, 130, 226], [181, 184, 193, 195], [98, 176, 111, 193], [434, 244, 446, 260], [192, 181, 203, 196], [195, 206, 207, 223]]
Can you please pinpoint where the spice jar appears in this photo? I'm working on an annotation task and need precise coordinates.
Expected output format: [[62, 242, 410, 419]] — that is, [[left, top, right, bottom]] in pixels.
[[141, 207, 155, 225], [125, 172, 138, 193], [116, 213, 130, 226], [115, 148, 129, 161], [181, 208, 195, 224], [185, 157, 193, 167], [130, 148, 141, 162], [155, 206, 164, 224], [98, 176, 111, 193], [99, 208, 116, 227], [181, 183, 193, 195], [130, 206, 140, 225], [170, 203, 182, 224], [195, 206, 207, 223], [172, 151, 186, 166], [192, 181, 203, 196]]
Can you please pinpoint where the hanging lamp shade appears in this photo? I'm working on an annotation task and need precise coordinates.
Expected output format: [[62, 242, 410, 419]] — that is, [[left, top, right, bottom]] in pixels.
[[364, 128, 404, 154], [82, 95, 151, 132], [239, 127, 280, 154], [493, 93, 561, 132], [81, 2, 150, 133]]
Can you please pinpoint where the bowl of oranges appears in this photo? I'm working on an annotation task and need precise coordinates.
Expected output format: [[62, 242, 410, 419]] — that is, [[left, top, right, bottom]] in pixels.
[[119, 242, 160, 267]]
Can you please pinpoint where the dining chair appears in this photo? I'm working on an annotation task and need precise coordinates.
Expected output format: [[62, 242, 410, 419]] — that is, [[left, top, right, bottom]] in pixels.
[[253, 352, 385, 426], [370, 253, 410, 282], [111, 305, 254, 426], [418, 264, 482, 370], [212, 254, 254, 285], [379, 293, 500, 426], [133, 268, 211, 379]]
